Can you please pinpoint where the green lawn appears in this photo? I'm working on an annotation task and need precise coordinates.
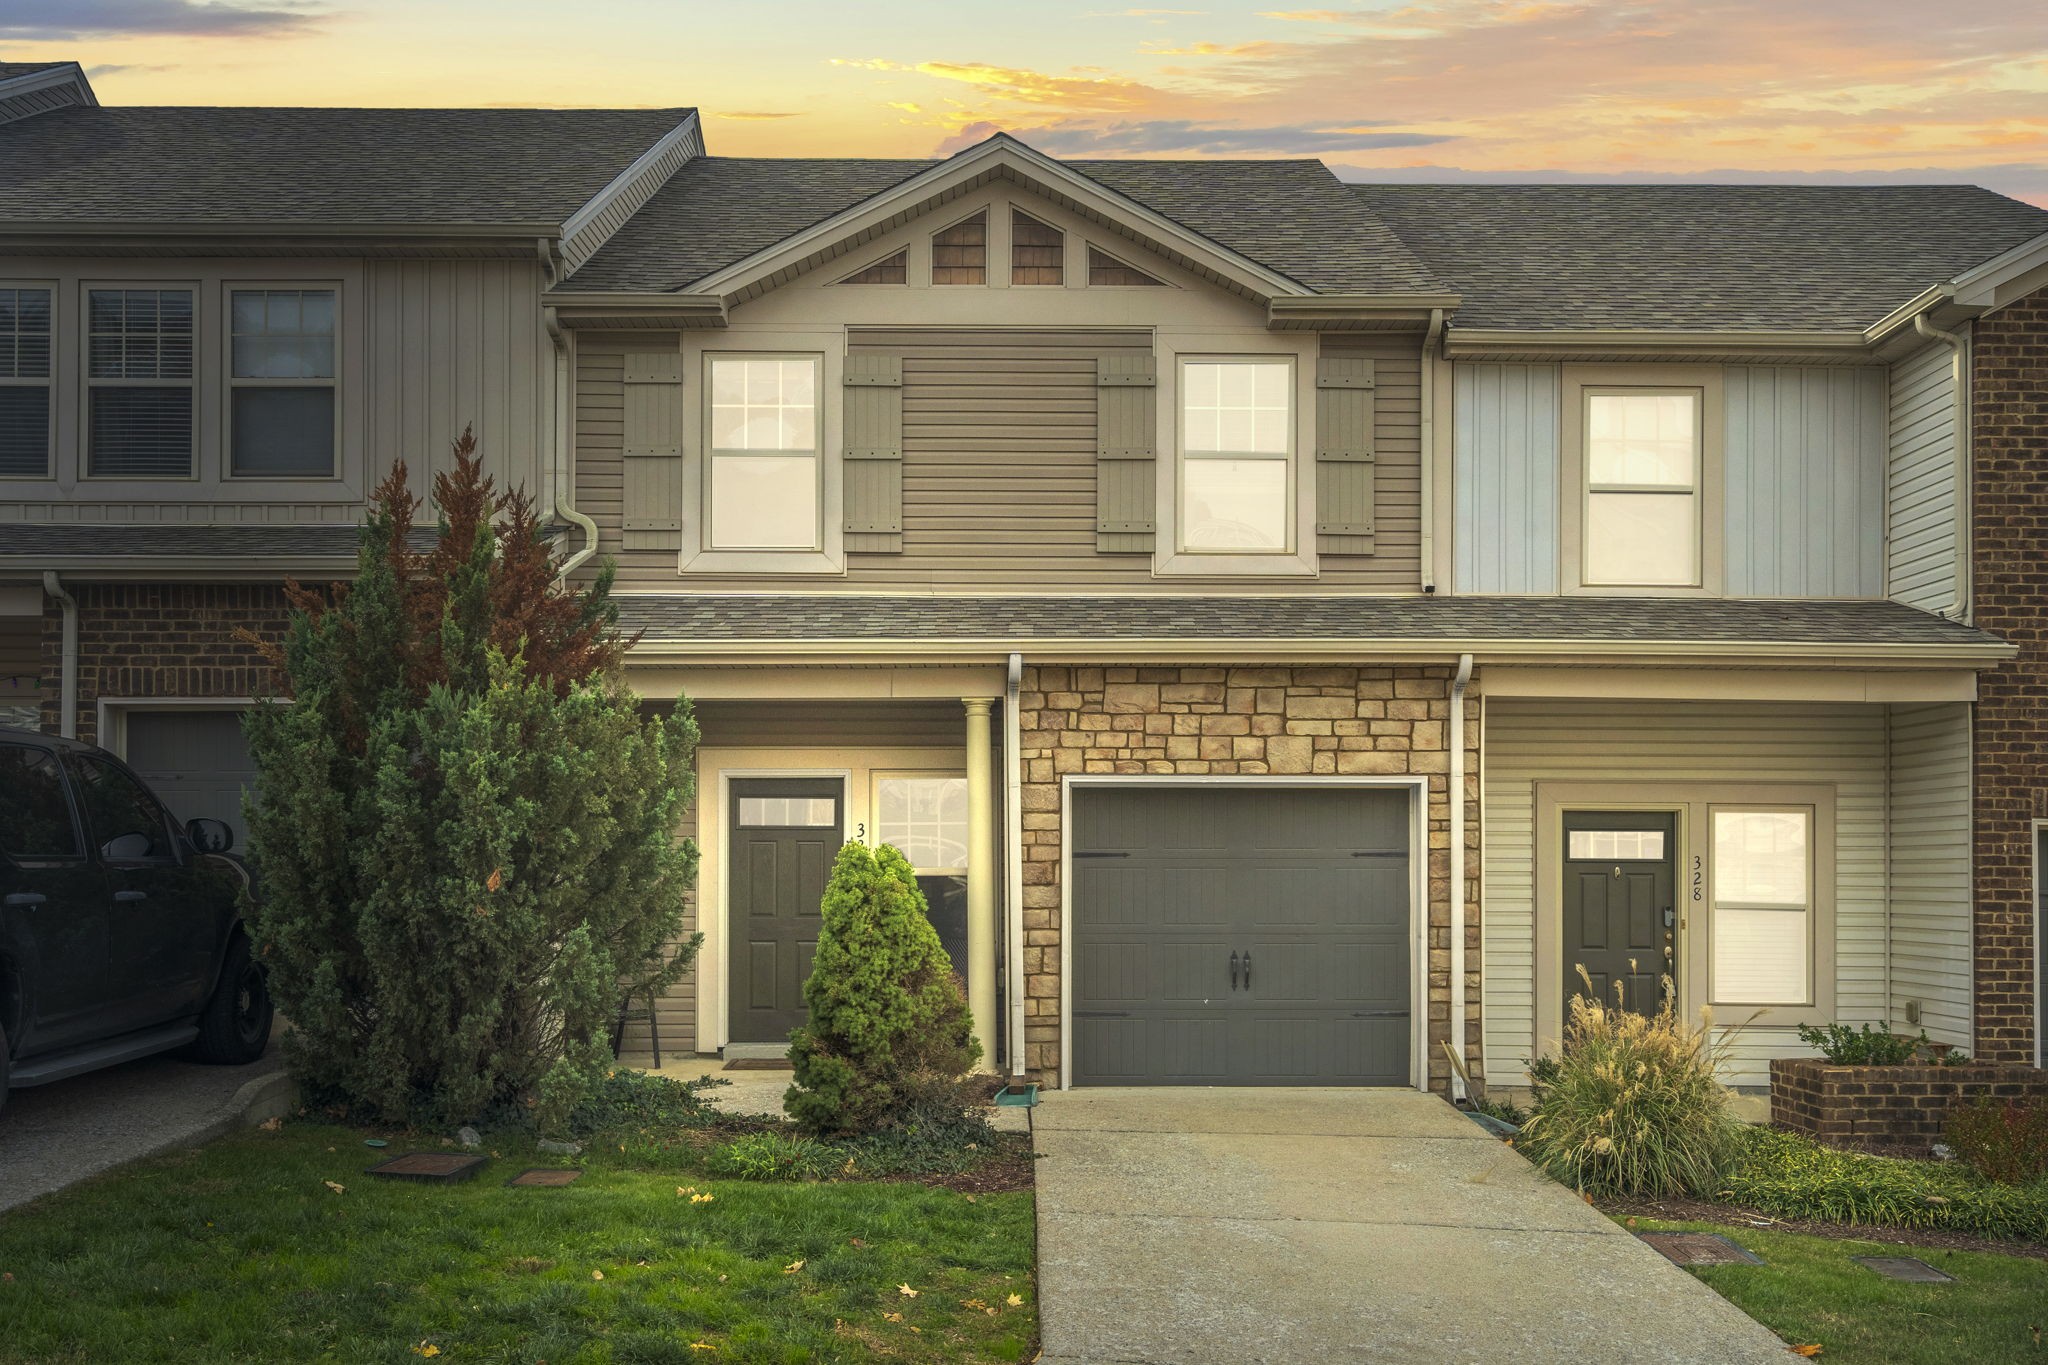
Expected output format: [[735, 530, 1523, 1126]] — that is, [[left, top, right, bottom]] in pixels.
[[0, 1123, 1036, 1364], [1633, 1219, 2048, 1364]]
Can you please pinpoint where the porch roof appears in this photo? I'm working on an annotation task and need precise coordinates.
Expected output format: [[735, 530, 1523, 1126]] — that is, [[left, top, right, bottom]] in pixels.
[[613, 594, 2008, 664]]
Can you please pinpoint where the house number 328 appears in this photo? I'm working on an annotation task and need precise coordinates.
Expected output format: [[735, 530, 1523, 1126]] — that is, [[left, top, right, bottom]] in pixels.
[[1691, 855, 1703, 902]]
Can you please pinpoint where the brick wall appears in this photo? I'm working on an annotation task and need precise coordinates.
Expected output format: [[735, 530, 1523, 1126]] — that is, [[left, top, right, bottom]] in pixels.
[[39, 583, 290, 744], [1771, 1056, 2048, 1146], [1016, 663, 1481, 1090], [1972, 285, 2048, 1064]]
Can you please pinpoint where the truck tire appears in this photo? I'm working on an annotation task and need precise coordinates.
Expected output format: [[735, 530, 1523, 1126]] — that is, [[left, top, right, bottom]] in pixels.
[[187, 935, 273, 1065]]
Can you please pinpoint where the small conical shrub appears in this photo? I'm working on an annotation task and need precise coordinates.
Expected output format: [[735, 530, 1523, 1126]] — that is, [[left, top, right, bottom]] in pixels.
[[785, 842, 980, 1136]]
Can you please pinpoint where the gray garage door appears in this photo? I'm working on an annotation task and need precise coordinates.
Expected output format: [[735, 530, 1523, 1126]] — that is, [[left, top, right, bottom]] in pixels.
[[1072, 786, 1411, 1086], [126, 710, 258, 834]]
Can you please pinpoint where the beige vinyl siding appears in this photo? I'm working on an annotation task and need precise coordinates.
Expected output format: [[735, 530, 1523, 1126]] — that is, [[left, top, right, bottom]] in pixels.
[[1886, 701, 1973, 1046], [1885, 340, 1962, 613], [0, 500, 365, 525], [617, 793, 699, 1064], [1724, 366, 1886, 598], [1481, 699, 1887, 1087], [696, 699, 966, 749], [581, 328, 1425, 592]]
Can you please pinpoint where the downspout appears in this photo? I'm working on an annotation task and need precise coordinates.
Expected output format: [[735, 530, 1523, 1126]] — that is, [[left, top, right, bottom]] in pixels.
[[543, 304, 600, 583], [1419, 308, 1446, 593], [1913, 313, 1971, 623], [41, 571, 77, 740], [1447, 651, 1474, 1098], [1005, 651, 1027, 1078]]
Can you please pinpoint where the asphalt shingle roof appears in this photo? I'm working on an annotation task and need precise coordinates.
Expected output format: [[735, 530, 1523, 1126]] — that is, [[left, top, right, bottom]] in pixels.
[[1352, 183, 2048, 331], [612, 594, 2001, 651], [0, 106, 695, 226], [561, 151, 1446, 295], [0, 524, 445, 559]]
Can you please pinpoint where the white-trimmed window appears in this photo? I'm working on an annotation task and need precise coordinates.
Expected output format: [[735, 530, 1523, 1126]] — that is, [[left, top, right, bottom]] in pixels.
[[1582, 388, 1701, 587], [706, 354, 822, 551], [86, 287, 194, 478], [0, 286, 52, 478], [1179, 358, 1293, 553], [228, 288, 337, 478], [875, 774, 969, 873], [1710, 807, 1813, 1006]]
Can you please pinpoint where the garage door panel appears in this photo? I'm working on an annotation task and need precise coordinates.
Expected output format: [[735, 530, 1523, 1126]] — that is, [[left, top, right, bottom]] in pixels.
[[125, 709, 258, 831], [1072, 785, 1413, 1086]]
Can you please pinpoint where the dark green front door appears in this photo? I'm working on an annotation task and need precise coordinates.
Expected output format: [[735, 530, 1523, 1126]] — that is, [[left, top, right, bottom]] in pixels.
[[1562, 811, 1676, 1017], [1071, 786, 1411, 1086], [727, 779, 843, 1045]]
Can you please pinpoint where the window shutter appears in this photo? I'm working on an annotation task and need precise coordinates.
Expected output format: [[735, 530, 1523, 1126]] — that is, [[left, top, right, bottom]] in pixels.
[[621, 349, 684, 550], [1315, 354, 1375, 555], [843, 352, 903, 552], [1096, 352, 1156, 553]]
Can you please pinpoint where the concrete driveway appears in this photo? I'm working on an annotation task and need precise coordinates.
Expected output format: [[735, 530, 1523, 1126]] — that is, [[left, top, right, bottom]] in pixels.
[[1032, 1088, 1791, 1365], [0, 1043, 287, 1213]]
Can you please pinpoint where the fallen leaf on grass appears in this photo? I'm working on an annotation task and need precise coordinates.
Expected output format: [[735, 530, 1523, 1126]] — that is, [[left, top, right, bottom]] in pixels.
[[883, 1313, 904, 1323], [897, 1284, 919, 1298], [410, 1346, 441, 1359], [323, 1181, 345, 1195], [690, 1343, 716, 1352], [848, 1237, 866, 1248], [259, 1117, 282, 1132], [1006, 1293, 1024, 1308], [591, 1270, 605, 1281], [691, 1193, 715, 1204], [784, 1260, 805, 1275], [1789, 1347, 1823, 1358]]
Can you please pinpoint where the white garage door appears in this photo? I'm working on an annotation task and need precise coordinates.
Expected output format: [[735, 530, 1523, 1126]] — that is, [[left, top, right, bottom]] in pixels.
[[126, 710, 259, 834]]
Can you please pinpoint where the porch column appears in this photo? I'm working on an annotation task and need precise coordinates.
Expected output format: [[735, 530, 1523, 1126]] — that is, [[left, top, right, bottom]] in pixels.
[[963, 696, 998, 1070]]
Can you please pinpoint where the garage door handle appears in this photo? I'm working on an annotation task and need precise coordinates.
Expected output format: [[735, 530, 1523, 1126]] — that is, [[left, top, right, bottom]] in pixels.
[[1241, 951, 1251, 992], [1229, 950, 1240, 990], [4, 892, 45, 909]]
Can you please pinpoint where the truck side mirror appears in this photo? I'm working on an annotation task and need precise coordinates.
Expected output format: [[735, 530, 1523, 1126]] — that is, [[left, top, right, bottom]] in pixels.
[[186, 817, 234, 854]]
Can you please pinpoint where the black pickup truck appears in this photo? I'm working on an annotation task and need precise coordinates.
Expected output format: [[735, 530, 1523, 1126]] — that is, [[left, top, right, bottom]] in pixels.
[[0, 726, 272, 1112]]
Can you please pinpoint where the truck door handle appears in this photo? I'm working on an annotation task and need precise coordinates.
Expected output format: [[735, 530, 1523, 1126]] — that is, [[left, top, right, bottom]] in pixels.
[[3, 892, 45, 908], [113, 889, 149, 903], [1229, 950, 1240, 991]]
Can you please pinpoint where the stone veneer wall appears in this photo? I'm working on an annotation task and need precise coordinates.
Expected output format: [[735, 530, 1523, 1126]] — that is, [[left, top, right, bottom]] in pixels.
[[1971, 285, 2048, 1064], [39, 583, 289, 744], [1015, 663, 1480, 1090]]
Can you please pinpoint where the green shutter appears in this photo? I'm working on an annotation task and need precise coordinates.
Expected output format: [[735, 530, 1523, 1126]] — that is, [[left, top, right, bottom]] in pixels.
[[843, 352, 903, 553], [621, 349, 684, 551], [1315, 354, 1375, 555], [1096, 352, 1156, 553]]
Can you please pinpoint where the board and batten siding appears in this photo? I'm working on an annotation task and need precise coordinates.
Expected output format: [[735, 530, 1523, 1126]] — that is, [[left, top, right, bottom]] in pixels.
[[1724, 366, 1886, 598], [1885, 340, 1962, 613], [1452, 362, 1559, 594], [1886, 701, 1973, 1047], [574, 328, 1424, 592], [1480, 699, 1889, 1088]]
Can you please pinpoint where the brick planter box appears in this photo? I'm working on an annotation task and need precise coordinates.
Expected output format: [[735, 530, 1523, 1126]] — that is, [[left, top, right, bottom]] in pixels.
[[1770, 1056, 2048, 1145]]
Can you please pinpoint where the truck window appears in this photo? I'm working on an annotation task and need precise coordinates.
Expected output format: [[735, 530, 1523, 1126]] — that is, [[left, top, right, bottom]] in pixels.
[[71, 754, 175, 861], [0, 744, 82, 859]]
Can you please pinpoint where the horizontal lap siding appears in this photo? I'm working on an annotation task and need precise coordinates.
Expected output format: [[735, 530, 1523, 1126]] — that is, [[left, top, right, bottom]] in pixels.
[[1482, 700, 1887, 1088], [1886, 702, 1972, 1047], [575, 340, 638, 573], [1886, 342, 1960, 613], [619, 794, 700, 1064], [1320, 335, 1422, 588]]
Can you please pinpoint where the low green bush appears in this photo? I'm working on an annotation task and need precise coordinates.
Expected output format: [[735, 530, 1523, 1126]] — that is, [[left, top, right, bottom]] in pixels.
[[567, 1068, 728, 1136], [1724, 1126, 2048, 1241], [706, 1130, 836, 1181], [1518, 977, 1742, 1197], [1794, 1021, 1954, 1066], [1944, 1099, 2048, 1185]]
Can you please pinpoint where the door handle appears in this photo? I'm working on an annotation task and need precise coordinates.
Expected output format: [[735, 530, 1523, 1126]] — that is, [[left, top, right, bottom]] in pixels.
[[3, 892, 45, 909], [1229, 950, 1240, 991], [113, 889, 149, 903], [1242, 950, 1252, 992]]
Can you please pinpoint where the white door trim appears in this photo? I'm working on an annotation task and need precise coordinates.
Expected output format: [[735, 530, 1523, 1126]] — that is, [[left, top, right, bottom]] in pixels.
[[95, 695, 259, 758], [1058, 774, 1431, 1091]]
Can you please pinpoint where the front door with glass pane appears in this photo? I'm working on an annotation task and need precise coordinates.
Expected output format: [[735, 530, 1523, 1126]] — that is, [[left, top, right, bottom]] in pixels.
[[1562, 812, 1676, 1018], [726, 778, 843, 1045]]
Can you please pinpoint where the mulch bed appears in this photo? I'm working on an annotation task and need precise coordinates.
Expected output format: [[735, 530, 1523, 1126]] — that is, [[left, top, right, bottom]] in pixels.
[[899, 1139, 1036, 1196], [1597, 1193, 2048, 1261]]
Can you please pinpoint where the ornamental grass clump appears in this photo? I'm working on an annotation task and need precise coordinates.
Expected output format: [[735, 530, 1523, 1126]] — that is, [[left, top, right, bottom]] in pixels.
[[1519, 971, 1743, 1197]]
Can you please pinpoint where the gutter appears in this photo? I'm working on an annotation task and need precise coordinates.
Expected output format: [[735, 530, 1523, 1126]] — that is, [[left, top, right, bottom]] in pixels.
[[1005, 651, 1026, 1079], [40, 571, 77, 739], [542, 305, 600, 583], [1912, 313, 1972, 623], [1446, 652, 1473, 1098], [1419, 307, 1445, 594]]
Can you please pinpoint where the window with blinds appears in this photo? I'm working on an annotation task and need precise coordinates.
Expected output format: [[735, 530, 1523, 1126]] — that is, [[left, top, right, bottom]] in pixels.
[[0, 286, 52, 478], [1010, 210, 1063, 285], [229, 288, 337, 477], [87, 287, 194, 478], [931, 211, 986, 285]]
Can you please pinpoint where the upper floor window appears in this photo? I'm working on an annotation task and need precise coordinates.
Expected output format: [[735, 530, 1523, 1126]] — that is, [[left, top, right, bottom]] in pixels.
[[1179, 358, 1293, 553], [1011, 210, 1063, 285], [1582, 388, 1700, 587], [931, 211, 987, 285], [0, 287, 52, 478], [707, 354, 821, 551], [86, 287, 194, 479], [229, 288, 337, 478]]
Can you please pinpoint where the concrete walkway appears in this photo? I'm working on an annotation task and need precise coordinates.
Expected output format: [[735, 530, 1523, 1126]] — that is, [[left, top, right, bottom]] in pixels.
[[1032, 1088, 1791, 1365], [0, 1043, 289, 1213]]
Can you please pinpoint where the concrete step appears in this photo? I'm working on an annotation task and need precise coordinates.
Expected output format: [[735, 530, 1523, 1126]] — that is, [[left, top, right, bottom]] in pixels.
[[720, 1042, 791, 1062]]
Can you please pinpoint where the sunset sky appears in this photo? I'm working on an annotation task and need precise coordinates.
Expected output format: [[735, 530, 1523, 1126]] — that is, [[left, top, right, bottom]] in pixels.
[[6, 0, 2046, 205]]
